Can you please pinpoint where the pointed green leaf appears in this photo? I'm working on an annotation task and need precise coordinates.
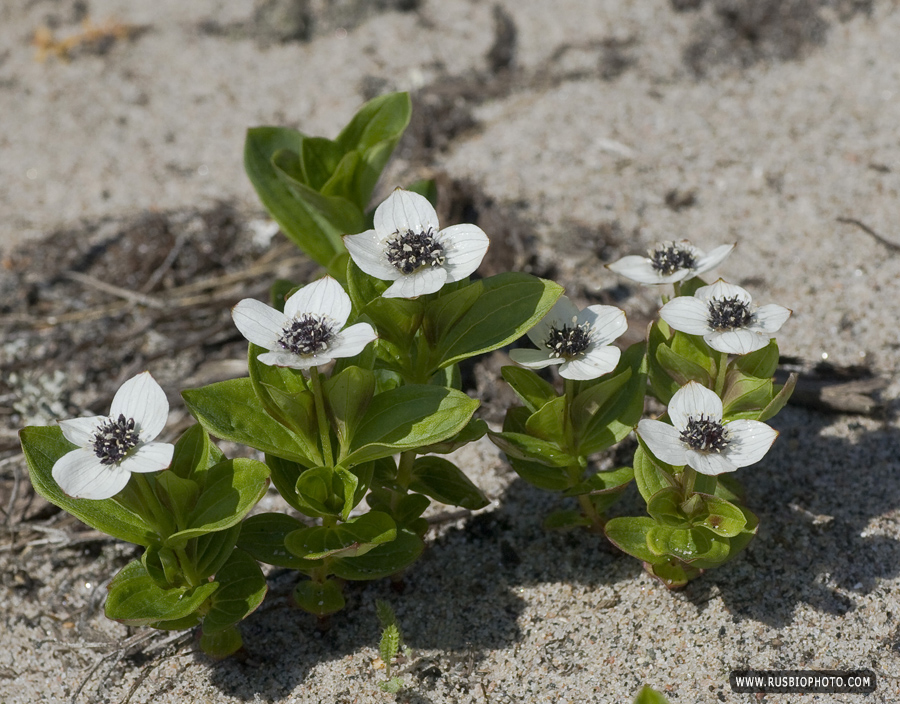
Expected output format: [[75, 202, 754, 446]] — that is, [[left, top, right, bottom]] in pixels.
[[647, 525, 729, 563], [647, 487, 691, 528], [345, 385, 479, 464], [195, 523, 243, 580], [501, 366, 558, 414], [201, 548, 267, 635], [733, 339, 779, 379], [757, 372, 796, 422], [543, 510, 592, 530], [722, 370, 774, 416], [563, 465, 634, 497], [417, 416, 487, 454], [168, 424, 210, 482], [697, 494, 747, 537], [300, 136, 343, 190], [633, 441, 678, 504], [19, 426, 156, 547], [243, 126, 344, 272], [294, 465, 343, 519], [347, 257, 389, 311], [655, 343, 712, 387], [408, 456, 489, 510], [165, 459, 269, 547], [647, 319, 678, 405], [105, 560, 218, 626], [364, 296, 425, 347], [489, 431, 575, 468], [183, 378, 316, 466], [429, 274, 564, 369], [525, 396, 567, 444], [154, 472, 200, 532], [324, 365, 376, 453]]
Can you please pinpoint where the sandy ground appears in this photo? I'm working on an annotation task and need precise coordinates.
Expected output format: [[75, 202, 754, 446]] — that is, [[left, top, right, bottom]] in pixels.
[[2, 0, 900, 702]]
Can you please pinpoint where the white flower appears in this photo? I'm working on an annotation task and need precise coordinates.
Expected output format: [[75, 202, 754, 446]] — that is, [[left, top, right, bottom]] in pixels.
[[607, 240, 734, 285], [508, 296, 627, 380], [659, 279, 791, 355], [343, 189, 489, 298], [53, 372, 174, 500], [232, 276, 376, 369], [637, 381, 778, 476]]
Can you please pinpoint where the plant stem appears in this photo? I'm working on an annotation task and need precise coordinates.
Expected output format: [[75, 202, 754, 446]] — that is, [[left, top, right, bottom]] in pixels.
[[714, 350, 729, 396], [681, 466, 697, 498], [174, 546, 202, 587], [131, 474, 174, 536], [396, 450, 416, 490], [309, 366, 334, 468]]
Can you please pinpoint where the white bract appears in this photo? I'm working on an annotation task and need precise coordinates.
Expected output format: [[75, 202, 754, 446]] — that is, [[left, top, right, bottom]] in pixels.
[[607, 240, 734, 285], [53, 372, 174, 500], [659, 279, 791, 355], [343, 188, 489, 298], [232, 276, 376, 369], [509, 296, 627, 380], [638, 381, 777, 476]]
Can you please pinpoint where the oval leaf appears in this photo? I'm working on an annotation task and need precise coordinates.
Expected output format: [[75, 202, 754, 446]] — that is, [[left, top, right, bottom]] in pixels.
[[408, 456, 489, 510], [105, 560, 218, 626], [201, 548, 268, 636]]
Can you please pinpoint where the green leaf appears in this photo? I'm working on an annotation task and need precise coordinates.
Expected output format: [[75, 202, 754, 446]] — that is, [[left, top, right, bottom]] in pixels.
[[697, 494, 747, 537], [346, 257, 389, 311], [646, 487, 691, 528], [154, 472, 200, 533], [716, 505, 758, 564], [300, 136, 343, 190], [237, 513, 310, 569], [195, 523, 243, 580], [633, 686, 671, 704], [501, 366, 558, 414], [334, 92, 411, 205], [646, 559, 698, 588], [493, 407, 570, 490], [285, 511, 396, 560], [525, 396, 567, 444], [543, 509, 592, 530], [570, 366, 631, 424], [199, 627, 243, 660], [165, 459, 270, 548], [633, 440, 678, 503], [330, 529, 424, 580], [428, 273, 564, 369], [183, 378, 316, 466], [248, 343, 321, 463], [757, 372, 797, 422], [243, 127, 344, 272], [294, 465, 344, 519], [655, 343, 712, 387], [670, 331, 714, 372], [421, 280, 486, 346], [734, 339, 779, 378], [417, 417, 487, 455], [19, 426, 157, 547], [364, 296, 425, 347], [201, 548, 268, 635], [294, 578, 346, 616], [404, 177, 437, 205], [168, 424, 210, 482], [604, 517, 667, 564], [142, 545, 182, 589], [408, 456, 489, 510], [563, 465, 634, 497], [324, 365, 376, 453], [344, 385, 479, 464], [489, 431, 575, 468], [646, 525, 730, 563], [576, 342, 647, 456], [270, 278, 296, 312], [722, 371, 774, 416], [105, 560, 218, 626], [390, 493, 430, 529], [272, 148, 367, 235], [646, 320, 679, 405]]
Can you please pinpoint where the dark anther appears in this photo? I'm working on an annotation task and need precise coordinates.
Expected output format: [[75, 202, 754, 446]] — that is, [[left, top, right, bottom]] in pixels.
[[92, 414, 140, 464], [707, 295, 752, 331], [650, 243, 696, 275], [385, 228, 445, 275], [279, 315, 335, 356], [679, 415, 729, 452], [544, 322, 592, 359]]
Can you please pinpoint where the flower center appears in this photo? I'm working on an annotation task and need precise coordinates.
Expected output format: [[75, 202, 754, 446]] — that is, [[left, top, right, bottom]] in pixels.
[[649, 242, 696, 275], [545, 321, 592, 359], [707, 296, 752, 331], [92, 414, 141, 465], [279, 315, 335, 356], [680, 415, 729, 453], [385, 228, 446, 275]]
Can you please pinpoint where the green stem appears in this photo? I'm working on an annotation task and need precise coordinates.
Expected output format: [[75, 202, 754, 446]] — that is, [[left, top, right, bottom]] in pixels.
[[563, 378, 576, 451], [714, 350, 729, 396], [577, 492, 604, 532], [309, 366, 334, 468], [391, 450, 417, 515], [672, 281, 682, 298]]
